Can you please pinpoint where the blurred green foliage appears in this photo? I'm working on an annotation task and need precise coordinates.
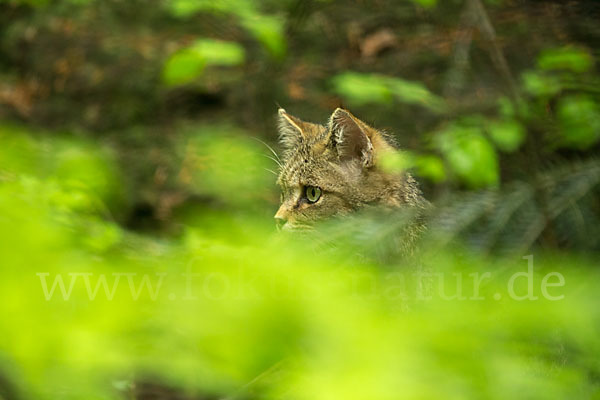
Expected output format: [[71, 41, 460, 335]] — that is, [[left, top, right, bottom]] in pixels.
[[1, 0, 600, 398], [331, 45, 599, 189], [177, 125, 274, 209], [167, 0, 286, 58], [486, 119, 525, 153], [163, 39, 245, 86], [1, 125, 600, 399], [537, 46, 594, 73], [434, 120, 499, 188], [556, 94, 600, 149], [332, 72, 446, 113]]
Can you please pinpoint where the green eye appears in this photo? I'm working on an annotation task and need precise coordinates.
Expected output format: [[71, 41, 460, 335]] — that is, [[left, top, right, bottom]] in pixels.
[[305, 186, 322, 203]]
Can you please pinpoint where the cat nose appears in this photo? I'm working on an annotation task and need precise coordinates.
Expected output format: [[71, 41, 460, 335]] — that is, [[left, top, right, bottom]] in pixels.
[[274, 206, 288, 230], [274, 215, 287, 230]]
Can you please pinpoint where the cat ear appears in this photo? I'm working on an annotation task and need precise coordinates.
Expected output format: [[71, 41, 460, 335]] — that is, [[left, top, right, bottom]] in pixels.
[[278, 108, 309, 154], [329, 108, 374, 167]]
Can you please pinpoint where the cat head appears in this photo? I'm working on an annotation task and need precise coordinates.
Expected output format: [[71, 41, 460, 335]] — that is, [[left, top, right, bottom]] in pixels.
[[274, 107, 417, 230]]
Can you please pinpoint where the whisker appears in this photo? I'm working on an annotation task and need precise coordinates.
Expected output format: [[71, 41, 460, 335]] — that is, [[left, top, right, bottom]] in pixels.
[[263, 168, 278, 176], [263, 154, 282, 168], [251, 136, 282, 163]]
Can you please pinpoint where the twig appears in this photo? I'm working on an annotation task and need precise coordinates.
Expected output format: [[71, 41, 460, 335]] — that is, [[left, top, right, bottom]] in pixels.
[[443, 0, 478, 98], [220, 360, 285, 400], [470, 0, 521, 103]]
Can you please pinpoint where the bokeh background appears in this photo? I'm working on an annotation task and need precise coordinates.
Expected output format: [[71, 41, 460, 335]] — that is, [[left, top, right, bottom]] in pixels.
[[1, 0, 599, 399]]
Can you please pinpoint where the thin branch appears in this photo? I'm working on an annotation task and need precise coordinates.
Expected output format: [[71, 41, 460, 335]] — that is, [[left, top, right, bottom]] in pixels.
[[443, 0, 477, 98], [470, 0, 521, 103], [220, 360, 285, 400]]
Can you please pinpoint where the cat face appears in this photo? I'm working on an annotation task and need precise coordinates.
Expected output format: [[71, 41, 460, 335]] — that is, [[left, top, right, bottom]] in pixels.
[[275, 134, 355, 230], [274, 108, 409, 230]]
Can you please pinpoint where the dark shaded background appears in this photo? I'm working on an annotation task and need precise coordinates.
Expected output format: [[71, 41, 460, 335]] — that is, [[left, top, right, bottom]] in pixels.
[[1, 0, 599, 251], [2, 2, 600, 399]]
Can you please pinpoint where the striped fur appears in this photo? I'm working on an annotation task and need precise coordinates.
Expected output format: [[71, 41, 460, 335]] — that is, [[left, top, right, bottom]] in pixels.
[[275, 108, 427, 231]]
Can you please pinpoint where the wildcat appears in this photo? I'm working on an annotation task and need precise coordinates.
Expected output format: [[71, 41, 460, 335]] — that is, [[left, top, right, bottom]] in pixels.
[[274, 107, 427, 231]]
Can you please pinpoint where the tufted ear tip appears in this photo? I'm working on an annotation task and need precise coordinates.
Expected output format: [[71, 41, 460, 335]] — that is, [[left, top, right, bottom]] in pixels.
[[328, 108, 373, 167], [278, 109, 304, 134], [331, 107, 350, 120], [277, 109, 311, 158]]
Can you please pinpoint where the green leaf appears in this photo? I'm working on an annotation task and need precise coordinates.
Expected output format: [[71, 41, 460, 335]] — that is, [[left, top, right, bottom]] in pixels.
[[556, 95, 600, 149], [435, 124, 499, 188], [167, 0, 226, 17], [497, 96, 515, 118], [241, 15, 286, 59], [522, 71, 561, 97], [331, 72, 445, 112], [412, 0, 437, 8], [415, 155, 446, 182], [191, 39, 246, 66], [331, 73, 393, 106], [166, 1, 286, 58], [162, 49, 206, 86], [379, 151, 414, 174], [162, 39, 245, 86], [487, 120, 526, 152], [387, 78, 446, 113], [538, 47, 593, 73]]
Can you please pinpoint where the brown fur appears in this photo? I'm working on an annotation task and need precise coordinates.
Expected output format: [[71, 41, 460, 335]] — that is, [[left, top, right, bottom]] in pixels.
[[274, 108, 426, 230]]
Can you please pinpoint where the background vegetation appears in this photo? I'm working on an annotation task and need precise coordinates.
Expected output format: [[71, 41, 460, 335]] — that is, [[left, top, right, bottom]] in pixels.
[[0, 0, 599, 399]]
